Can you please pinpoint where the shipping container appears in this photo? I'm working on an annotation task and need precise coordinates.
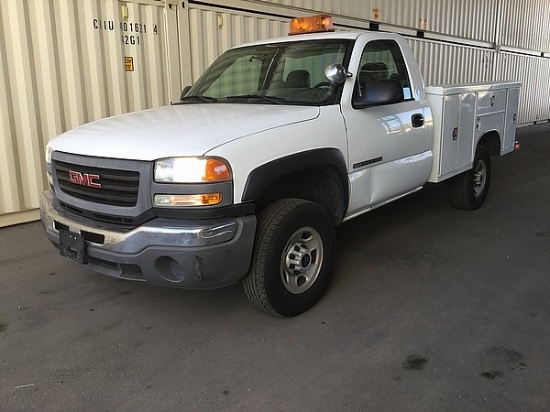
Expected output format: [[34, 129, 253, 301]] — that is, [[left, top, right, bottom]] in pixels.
[[186, 4, 289, 81], [209, 0, 499, 43], [499, 0, 550, 53], [0, 0, 180, 226], [496, 52, 550, 124], [407, 38, 494, 86]]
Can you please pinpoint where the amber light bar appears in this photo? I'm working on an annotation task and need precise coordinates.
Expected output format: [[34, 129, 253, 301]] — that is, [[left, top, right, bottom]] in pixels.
[[289, 15, 334, 35]]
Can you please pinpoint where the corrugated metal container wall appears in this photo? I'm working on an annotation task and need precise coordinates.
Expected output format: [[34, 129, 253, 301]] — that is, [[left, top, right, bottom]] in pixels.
[[500, 0, 550, 53], [188, 5, 288, 81], [407, 38, 494, 86], [247, 0, 498, 42], [248, 0, 550, 54], [496, 53, 550, 124], [186, 4, 497, 86], [0, 0, 178, 227]]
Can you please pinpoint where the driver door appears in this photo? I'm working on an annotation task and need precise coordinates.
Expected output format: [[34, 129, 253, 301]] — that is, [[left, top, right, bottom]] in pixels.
[[342, 37, 433, 217]]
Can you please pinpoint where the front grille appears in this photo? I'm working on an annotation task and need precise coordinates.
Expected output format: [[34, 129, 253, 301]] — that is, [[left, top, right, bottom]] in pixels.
[[54, 160, 140, 207]]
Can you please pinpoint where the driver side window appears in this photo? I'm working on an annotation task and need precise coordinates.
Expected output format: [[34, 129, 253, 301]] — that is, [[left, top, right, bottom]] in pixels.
[[356, 40, 412, 100]]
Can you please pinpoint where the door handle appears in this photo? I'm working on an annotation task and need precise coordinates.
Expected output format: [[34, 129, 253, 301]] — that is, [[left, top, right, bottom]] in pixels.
[[412, 113, 424, 128]]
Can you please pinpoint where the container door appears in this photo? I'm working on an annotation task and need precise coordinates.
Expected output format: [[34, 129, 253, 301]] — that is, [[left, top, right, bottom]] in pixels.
[[118, 0, 181, 108]]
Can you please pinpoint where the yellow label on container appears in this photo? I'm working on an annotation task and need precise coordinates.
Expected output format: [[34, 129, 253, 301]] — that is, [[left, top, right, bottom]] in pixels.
[[125, 57, 134, 71]]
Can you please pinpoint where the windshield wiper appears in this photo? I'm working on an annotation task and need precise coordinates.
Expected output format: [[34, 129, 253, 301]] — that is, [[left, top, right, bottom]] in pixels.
[[178, 95, 218, 104], [226, 94, 286, 105]]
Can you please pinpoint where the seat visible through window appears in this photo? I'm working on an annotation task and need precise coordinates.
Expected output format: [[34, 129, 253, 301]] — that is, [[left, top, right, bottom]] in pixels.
[[285, 70, 311, 88], [358, 62, 388, 89]]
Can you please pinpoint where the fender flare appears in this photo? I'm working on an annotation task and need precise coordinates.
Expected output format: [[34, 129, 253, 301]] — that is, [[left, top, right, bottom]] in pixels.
[[241, 148, 349, 204]]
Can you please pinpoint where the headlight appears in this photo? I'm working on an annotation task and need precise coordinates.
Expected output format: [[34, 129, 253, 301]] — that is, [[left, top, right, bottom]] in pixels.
[[45, 144, 53, 164], [154, 157, 231, 183]]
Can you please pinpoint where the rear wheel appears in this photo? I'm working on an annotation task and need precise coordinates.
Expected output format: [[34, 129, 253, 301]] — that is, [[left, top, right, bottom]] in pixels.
[[450, 145, 491, 210], [242, 198, 335, 317]]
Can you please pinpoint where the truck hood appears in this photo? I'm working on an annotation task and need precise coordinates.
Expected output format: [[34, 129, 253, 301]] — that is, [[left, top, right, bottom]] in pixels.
[[49, 104, 320, 161]]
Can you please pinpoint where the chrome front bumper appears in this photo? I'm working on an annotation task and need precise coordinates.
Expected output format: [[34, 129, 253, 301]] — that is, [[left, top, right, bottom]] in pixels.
[[40, 190, 256, 288]]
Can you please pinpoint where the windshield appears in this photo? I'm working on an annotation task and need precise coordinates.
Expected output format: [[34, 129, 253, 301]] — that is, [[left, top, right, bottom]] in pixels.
[[181, 39, 353, 106]]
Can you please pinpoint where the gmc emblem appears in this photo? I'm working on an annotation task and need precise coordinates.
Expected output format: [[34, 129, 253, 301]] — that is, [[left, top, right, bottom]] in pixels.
[[68, 171, 101, 188]]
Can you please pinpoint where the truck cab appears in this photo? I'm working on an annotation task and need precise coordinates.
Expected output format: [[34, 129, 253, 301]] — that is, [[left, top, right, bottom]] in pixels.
[[183, 29, 434, 221]]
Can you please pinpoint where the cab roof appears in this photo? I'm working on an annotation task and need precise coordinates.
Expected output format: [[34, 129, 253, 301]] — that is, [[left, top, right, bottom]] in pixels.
[[234, 30, 402, 49]]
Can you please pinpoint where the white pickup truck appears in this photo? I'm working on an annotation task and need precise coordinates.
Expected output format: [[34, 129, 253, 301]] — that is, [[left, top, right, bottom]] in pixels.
[[41, 16, 521, 317]]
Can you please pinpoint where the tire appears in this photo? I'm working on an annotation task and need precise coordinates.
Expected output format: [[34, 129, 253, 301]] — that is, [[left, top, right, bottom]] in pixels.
[[242, 198, 335, 317], [450, 145, 491, 210]]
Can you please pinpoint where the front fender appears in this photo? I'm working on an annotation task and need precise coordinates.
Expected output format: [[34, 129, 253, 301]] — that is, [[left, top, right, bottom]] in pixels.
[[242, 148, 349, 204]]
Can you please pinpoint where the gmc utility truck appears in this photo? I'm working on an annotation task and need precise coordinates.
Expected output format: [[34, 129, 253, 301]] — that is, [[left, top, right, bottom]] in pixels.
[[41, 16, 521, 317]]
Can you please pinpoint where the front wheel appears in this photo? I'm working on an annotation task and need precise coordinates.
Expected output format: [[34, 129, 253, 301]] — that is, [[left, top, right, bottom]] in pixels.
[[450, 145, 491, 210], [242, 199, 335, 317]]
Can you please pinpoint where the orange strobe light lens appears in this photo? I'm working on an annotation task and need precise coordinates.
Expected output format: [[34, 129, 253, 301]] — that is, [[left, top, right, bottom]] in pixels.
[[289, 15, 334, 35]]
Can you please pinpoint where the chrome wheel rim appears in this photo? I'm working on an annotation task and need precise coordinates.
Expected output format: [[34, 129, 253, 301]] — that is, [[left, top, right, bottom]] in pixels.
[[280, 226, 324, 294], [473, 158, 487, 197]]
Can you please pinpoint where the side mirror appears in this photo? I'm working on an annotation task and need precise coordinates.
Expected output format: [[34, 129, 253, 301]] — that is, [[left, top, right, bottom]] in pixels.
[[180, 85, 192, 101], [325, 64, 351, 85], [353, 79, 404, 109]]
